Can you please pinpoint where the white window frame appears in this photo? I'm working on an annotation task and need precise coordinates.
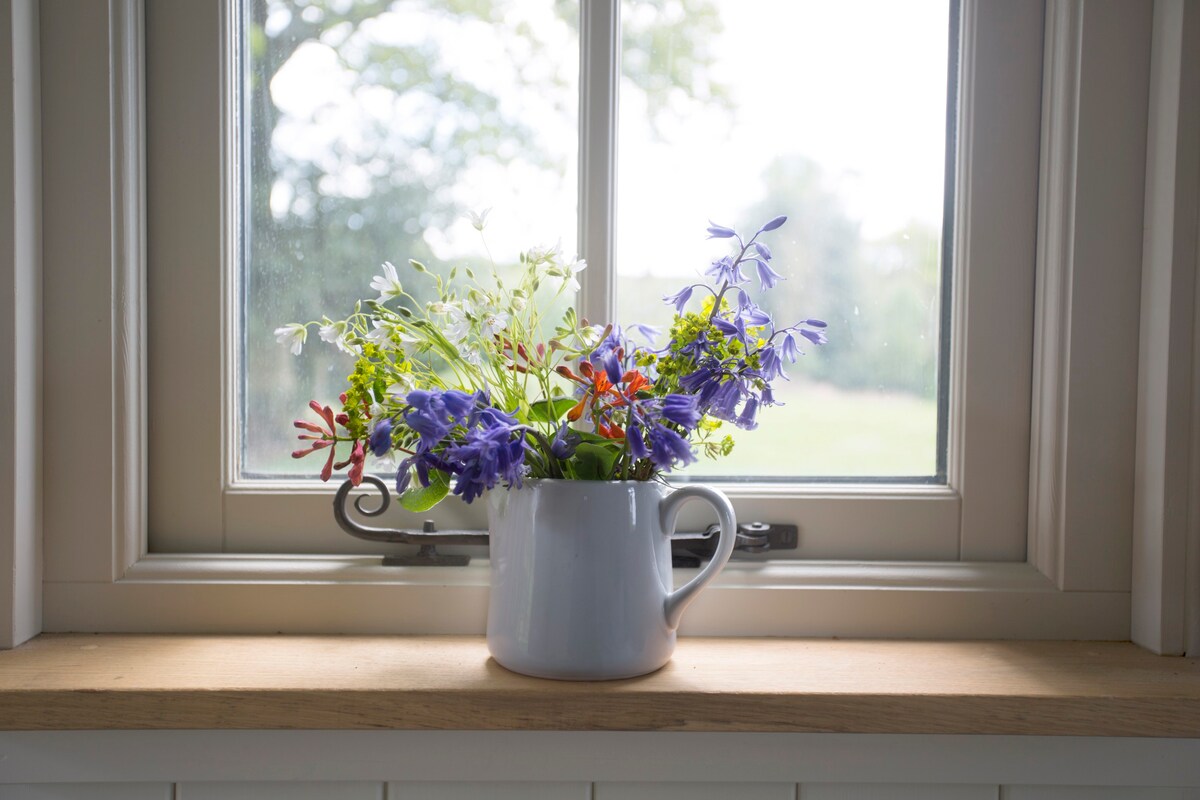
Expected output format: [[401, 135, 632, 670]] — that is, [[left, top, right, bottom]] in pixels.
[[9, 0, 1196, 648]]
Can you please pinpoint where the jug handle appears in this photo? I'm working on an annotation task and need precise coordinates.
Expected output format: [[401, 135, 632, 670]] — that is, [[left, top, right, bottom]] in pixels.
[[661, 485, 737, 631]]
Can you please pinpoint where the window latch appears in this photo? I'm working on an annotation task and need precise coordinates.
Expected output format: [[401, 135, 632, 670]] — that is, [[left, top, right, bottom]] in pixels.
[[335, 476, 798, 566]]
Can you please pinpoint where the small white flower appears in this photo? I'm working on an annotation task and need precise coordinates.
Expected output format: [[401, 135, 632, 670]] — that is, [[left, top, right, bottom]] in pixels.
[[511, 296, 527, 312], [467, 207, 492, 231], [318, 320, 358, 356], [435, 301, 472, 343], [274, 323, 307, 356], [482, 311, 509, 337], [527, 240, 563, 265], [460, 347, 483, 367], [444, 320, 470, 344], [579, 324, 604, 347], [366, 318, 403, 343], [318, 321, 342, 344], [369, 261, 405, 303], [563, 257, 587, 292]]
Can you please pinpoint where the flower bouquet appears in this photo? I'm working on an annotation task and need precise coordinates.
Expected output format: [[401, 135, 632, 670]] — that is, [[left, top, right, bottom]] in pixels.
[[278, 214, 827, 508], [278, 213, 826, 679]]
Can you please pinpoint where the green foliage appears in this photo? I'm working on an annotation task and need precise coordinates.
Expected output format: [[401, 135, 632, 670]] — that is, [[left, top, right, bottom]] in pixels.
[[398, 468, 450, 512], [571, 442, 620, 481], [528, 397, 576, 423]]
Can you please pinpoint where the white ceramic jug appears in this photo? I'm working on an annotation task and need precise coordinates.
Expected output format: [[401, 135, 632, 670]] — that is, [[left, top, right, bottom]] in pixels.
[[485, 479, 737, 680]]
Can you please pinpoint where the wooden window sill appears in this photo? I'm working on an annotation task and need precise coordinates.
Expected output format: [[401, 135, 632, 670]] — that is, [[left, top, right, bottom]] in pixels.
[[1, 635, 1197, 736]]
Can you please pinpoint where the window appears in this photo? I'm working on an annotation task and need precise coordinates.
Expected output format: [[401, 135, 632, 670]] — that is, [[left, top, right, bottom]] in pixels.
[[146, 0, 1035, 564], [35, 0, 1159, 641]]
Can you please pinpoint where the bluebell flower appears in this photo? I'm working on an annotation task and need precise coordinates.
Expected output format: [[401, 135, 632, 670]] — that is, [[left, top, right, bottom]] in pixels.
[[706, 255, 747, 285], [781, 332, 801, 363], [626, 418, 649, 460], [415, 458, 431, 488], [680, 363, 721, 396], [678, 328, 713, 360], [735, 397, 760, 430], [444, 420, 527, 504], [752, 241, 772, 260], [404, 403, 453, 451], [805, 318, 828, 328], [663, 285, 694, 314], [735, 290, 773, 326], [549, 422, 580, 460], [713, 315, 750, 347], [588, 329, 627, 385], [368, 418, 393, 457], [395, 457, 415, 494], [761, 383, 779, 406], [756, 215, 787, 234], [660, 394, 702, 430], [403, 389, 478, 450], [647, 423, 695, 469], [706, 220, 738, 239], [603, 353, 623, 385], [800, 328, 828, 346], [628, 322, 662, 345], [759, 346, 787, 381], [753, 258, 784, 291], [477, 405, 520, 429], [441, 389, 476, 420], [708, 379, 742, 422]]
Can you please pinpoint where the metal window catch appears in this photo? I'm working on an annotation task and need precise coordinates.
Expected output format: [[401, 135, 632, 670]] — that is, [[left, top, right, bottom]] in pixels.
[[334, 477, 487, 567], [334, 476, 798, 566], [668, 521, 798, 567]]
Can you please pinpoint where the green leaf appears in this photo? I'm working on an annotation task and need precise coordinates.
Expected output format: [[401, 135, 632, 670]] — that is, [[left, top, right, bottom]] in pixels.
[[528, 397, 577, 423], [399, 469, 450, 512], [573, 442, 619, 480]]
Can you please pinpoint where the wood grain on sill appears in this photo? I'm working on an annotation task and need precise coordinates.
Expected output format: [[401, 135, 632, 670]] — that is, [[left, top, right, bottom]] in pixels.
[[0, 635, 1197, 736]]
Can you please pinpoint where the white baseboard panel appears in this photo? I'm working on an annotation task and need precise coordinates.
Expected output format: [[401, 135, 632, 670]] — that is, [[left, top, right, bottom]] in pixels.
[[0, 733, 1198, 786]]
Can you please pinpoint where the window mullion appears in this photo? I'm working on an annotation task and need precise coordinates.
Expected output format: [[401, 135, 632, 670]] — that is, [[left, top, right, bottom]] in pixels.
[[577, 0, 619, 325]]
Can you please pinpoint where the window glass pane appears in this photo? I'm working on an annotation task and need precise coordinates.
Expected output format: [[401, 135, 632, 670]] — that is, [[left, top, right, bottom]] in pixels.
[[618, 0, 952, 480], [240, 0, 579, 478]]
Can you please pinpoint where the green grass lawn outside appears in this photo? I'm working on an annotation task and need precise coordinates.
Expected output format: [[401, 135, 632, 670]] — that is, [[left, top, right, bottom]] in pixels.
[[678, 380, 939, 480]]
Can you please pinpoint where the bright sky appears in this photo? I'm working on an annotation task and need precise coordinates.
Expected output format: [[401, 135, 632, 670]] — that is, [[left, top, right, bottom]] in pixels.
[[266, 0, 949, 275]]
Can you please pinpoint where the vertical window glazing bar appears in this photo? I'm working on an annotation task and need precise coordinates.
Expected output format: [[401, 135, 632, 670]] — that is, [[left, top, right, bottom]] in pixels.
[[578, 0, 619, 325]]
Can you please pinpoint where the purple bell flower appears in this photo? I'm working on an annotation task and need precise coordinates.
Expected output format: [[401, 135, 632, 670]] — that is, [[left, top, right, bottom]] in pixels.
[[663, 285, 695, 314], [706, 255, 747, 286], [756, 215, 787, 234], [759, 346, 787, 381], [800, 328, 828, 346], [368, 418, 394, 457], [754, 258, 785, 291], [550, 422, 580, 460], [660, 394, 702, 430], [708, 379, 742, 422], [705, 220, 738, 239], [781, 332, 801, 363], [647, 423, 696, 469], [626, 418, 649, 460], [735, 397, 760, 431]]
